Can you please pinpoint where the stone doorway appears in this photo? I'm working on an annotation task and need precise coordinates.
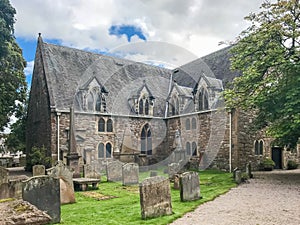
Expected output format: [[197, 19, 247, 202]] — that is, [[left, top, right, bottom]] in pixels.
[[272, 147, 282, 169]]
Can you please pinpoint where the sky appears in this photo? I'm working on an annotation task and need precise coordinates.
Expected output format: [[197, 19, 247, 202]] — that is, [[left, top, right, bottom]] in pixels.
[[10, 0, 266, 86]]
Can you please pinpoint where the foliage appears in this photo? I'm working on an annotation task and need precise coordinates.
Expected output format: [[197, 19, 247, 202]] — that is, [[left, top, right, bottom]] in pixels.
[[287, 160, 298, 169], [61, 170, 236, 225], [26, 146, 52, 171], [5, 98, 27, 153], [261, 157, 275, 170], [224, 0, 300, 147], [0, 0, 27, 131]]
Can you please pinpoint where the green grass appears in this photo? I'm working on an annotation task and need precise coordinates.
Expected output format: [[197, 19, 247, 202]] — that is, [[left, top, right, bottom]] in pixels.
[[60, 170, 236, 225]]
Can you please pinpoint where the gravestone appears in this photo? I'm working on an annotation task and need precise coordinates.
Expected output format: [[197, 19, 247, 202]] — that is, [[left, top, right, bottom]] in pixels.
[[22, 175, 60, 223], [139, 176, 172, 219], [0, 166, 9, 185], [173, 174, 180, 190], [47, 161, 75, 204], [168, 163, 180, 179], [234, 170, 242, 184], [107, 161, 124, 182], [32, 165, 45, 176], [122, 163, 139, 185], [83, 164, 101, 179], [179, 171, 201, 201]]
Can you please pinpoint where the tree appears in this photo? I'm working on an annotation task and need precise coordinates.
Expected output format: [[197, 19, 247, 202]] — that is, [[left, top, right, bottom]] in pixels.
[[224, 0, 300, 147], [0, 0, 27, 131]]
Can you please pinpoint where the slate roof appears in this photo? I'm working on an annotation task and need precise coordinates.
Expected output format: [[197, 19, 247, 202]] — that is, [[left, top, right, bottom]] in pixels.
[[37, 37, 171, 116], [173, 46, 241, 88], [35, 36, 237, 117]]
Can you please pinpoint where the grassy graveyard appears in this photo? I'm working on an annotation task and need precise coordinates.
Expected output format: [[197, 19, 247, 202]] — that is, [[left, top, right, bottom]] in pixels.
[[60, 170, 236, 225]]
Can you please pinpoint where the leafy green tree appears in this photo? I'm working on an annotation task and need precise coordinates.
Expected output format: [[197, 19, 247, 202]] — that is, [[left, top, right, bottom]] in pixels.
[[0, 0, 27, 131], [5, 98, 27, 153], [26, 146, 52, 171], [224, 0, 300, 147]]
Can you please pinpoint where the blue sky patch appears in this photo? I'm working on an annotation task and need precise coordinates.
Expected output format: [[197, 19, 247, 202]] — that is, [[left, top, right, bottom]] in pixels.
[[109, 24, 147, 42]]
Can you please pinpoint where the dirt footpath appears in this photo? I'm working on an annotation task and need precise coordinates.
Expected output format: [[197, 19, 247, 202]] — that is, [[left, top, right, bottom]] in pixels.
[[170, 169, 300, 225]]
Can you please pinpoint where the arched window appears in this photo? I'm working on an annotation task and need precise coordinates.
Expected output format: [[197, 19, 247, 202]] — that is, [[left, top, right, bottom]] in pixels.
[[106, 142, 112, 158], [259, 140, 264, 155], [254, 140, 259, 155], [145, 99, 149, 115], [98, 118, 105, 132], [185, 118, 190, 130], [141, 124, 152, 155], [98, 143, 104, 158], [199, 88, 209, 111], [87, 93, 94, 111], [186, 142, 191, 155], [95, 94, 101, 112], [107, 119, 113, 132], [192, 142, 197, 156], [192, 118, 197, 129], [203, 92, 209, 110], [139, 99, 143, 115]]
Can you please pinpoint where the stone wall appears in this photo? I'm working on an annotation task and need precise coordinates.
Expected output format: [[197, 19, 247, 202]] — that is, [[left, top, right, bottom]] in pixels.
[[26, 47, 52, 164]]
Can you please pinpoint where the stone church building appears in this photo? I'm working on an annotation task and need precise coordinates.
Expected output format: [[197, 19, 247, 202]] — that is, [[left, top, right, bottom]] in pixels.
[[26, 35, 299, 172]]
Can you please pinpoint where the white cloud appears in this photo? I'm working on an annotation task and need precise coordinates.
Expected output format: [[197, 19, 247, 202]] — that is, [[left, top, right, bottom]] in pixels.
[[24, 60, 34, 77], [11, 0, 265, 57]]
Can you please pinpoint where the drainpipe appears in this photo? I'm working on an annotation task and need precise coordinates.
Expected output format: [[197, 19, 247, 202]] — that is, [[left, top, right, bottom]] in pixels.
[[229, 110, 232, 173], [57, 111, 61, 161]]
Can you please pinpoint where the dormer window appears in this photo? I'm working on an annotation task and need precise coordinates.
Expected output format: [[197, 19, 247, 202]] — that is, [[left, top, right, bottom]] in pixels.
[[199, 88, 209, 111]]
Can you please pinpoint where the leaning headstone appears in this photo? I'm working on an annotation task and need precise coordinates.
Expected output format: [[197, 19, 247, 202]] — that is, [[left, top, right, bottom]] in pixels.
[[168, 163, 180, 179], [83, 164, 101, 179], [47, 161, 75, 204], [32, 165, 45, 176], [235, 170, 242, 184], [139, 176, 172, 219], [22, 175, 60, 223], [179, 171, 201, 201], [122, 163, 139, 185], [107, 161, 124, 182], [0, 166, 9, 185]]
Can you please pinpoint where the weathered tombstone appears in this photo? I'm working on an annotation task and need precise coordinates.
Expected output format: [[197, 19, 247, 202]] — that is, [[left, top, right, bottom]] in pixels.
[[168, 163, 180, 179], [47, 161, 75, 204], [107, 161, 124, 182], [0, 166, 9, 185], [235, 170, 242, 184], [122, 163, 139, 185], [22, 176, 60, 223], [173, 174, 180, 190], [32, 165, 45, 176], [139, 176, 172, 219], [150, 171, 157, 177], [83, 164, 101, 179], [233, 167, 238, 180], [246, 163, 253, 178], [179, 171, 201, 201]]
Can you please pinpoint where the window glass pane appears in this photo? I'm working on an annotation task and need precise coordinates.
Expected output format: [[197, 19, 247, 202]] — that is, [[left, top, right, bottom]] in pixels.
[[87, 93, 94, 111], [254, 140, 259, 155], [95, 94, 101, 111], [192, 142, 197, 156], [192, 118, 197, 129], [259, 140, 263, 155], [106, 143, 112, 158], [147, 130, 152, 155], [186, 119, 190, 130], [98, 118, 105, 132], [145, 99, 149, 115], [139, 99, 143, 114], [98, 143, 104, 158], [107, 119, 113, 132]]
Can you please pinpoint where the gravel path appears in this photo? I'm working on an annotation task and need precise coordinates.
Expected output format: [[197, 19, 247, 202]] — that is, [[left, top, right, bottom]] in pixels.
[[170, 169, 300, 225]]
